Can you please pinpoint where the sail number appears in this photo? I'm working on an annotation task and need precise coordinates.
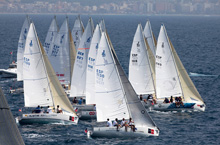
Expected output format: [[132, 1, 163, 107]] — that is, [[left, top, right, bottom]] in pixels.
[[96, 69, 104, 85], [76, 51, 84, 68], [51, 45, 60, 57]]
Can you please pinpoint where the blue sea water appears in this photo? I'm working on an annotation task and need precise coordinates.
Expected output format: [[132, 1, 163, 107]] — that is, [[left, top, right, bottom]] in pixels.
[[0, 14, 220, 145]]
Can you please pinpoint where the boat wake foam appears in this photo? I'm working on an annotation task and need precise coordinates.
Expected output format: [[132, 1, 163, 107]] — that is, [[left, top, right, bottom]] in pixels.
[[189, 72, 218, 77]]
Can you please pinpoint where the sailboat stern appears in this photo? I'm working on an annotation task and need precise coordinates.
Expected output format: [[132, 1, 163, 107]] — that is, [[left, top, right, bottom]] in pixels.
[[193, 102, 206, 112]]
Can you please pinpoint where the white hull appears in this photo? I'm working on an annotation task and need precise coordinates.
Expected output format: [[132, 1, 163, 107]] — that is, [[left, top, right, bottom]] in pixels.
[[90, 126, 159, 138], [77, 111, 96, 120], [73, 104, 95, 111], [0, 68, 17, 78], [17, 112, 78, 125]]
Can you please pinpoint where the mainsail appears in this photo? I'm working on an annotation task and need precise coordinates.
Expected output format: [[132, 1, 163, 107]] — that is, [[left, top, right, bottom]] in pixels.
[[86, 24, 102, 104], [0, 87, 25, 145], [143, 20, 157, 57], [23, 23, 76, 114], [70, 18, 94, 97], [17, 15, 30, 81], [72, 15, 84, 50], [95, 31, 157, 129], [129, 24, 155, 95], [156, 25, 183, 99], [95, 32, 129, 122], [44, 16, 59, 55], [49, 17, 76, 85]]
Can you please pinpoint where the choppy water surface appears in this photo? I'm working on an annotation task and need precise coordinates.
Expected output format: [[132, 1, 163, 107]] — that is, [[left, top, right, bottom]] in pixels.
[[0, 14, 220, 145]]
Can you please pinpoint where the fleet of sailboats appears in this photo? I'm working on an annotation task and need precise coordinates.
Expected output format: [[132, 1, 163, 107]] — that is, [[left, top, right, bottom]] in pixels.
[[0, 15, 207, 140]]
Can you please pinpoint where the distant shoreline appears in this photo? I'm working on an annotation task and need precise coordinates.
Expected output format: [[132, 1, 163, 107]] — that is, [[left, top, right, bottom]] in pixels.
[[0, 13, 220, 17]]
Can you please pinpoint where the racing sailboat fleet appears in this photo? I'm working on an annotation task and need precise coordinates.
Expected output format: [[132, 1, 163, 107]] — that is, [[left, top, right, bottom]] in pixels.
[[0, 15, 207, 139]]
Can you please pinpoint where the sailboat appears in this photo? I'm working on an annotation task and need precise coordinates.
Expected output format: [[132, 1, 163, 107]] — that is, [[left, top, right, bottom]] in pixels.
[[17, 22, 78, 124], [0, 16, 30, 79], [70, 18, 94, 97], [44, 16, 59, 56], [154, 24, 205, 112], [89, 32, 159, 137], [49, 17, 76, 85], [71, 15, 84, 50], [129, 24, 156, 99], [143, 20, 157, 57], [17, 15, 31, 81], [0, 87, 25, 145]]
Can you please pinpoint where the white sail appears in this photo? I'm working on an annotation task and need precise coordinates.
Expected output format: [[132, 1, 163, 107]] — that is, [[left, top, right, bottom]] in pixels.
[[70, 18, 94, 97], [24, 23, 76, 114], [99, 19, 106, 32], [72, 15, 84, 50], [106, 31, 157, 128], [86, 24, 102, 104], [44, 16, 59, 55], [129, 24, 155, 95], [156, 25, 182, 99], [49, 17, 73, 85], [23, 23, 53, 107], [17, 16, 30, 81], [95, 32, 129, 122], [143, 20, 156, 57]]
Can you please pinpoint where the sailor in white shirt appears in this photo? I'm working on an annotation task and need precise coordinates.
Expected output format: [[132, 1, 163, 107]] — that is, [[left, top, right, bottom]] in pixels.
[[46, 106, 52, 114], [113, 118, 120, 131], [106, 118, 113, 127]]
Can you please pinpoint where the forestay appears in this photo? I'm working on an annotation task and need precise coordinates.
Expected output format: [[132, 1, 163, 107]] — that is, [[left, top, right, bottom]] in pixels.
[[86, 24, 102, 104], [44, 16, 59, 55], [70, 18, 94, 97], [129, 24, 155, 95], [49, 17, 76, 85], [95, 32, 129, 122], [156, 25, 182, 99], [24, 23, 76, 114], [143, 20, 157, 57], [17, 16, 30, 81], [72, 15, 84, 50]]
